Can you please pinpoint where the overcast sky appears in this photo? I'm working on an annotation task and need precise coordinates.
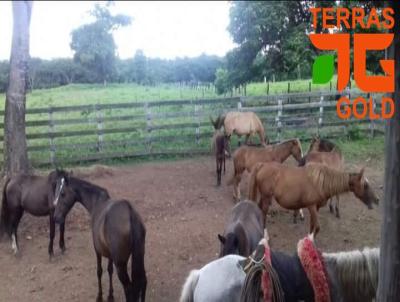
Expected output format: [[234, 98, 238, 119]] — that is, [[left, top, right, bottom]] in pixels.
[[0, 1, 235, 60]]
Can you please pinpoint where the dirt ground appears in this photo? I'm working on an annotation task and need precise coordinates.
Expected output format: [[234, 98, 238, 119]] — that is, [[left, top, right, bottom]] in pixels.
[[0, 156, 383, 302]]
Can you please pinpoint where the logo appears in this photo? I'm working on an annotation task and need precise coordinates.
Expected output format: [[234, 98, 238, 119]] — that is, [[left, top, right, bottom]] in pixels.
[[309, 7, 395, 119]]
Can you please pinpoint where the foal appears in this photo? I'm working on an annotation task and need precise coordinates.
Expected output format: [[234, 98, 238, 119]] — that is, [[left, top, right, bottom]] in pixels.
[[213, 131, 230, 186], [0, 170, 68, 257], [52, 171, 147, 302]]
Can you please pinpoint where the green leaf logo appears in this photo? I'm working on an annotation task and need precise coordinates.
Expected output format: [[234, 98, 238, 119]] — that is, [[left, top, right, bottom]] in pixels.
[[312, 55, 334, 84]]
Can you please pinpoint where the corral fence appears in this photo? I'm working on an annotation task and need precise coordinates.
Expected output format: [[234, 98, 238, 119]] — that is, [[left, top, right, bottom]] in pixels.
[[0, 90, 386, 167]]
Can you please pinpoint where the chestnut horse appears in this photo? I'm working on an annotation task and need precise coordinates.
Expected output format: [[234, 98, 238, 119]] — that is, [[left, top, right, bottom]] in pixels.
[[300, 137, 344, 218], [248, 162, 379, 236], [210, 111, 268, 147], [227, 139, 303, 201]]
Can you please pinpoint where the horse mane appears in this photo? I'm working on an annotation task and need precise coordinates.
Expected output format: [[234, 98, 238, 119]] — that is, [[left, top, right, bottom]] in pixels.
[[323, 247, 379, 302], [70, 176, 110, 200], [305, 163, 350, 197]]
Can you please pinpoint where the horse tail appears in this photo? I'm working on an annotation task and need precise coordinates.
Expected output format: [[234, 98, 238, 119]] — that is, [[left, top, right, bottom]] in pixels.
[[129, 207, 147, 301], [179, 269, 200, 302], [0, 177, 11, 240], [248, 163, 263, 201]]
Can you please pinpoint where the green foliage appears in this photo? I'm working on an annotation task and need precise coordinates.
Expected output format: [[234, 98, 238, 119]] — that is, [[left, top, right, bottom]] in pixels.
[[214, 68, 230, 95], [70, 3, 132, 84]]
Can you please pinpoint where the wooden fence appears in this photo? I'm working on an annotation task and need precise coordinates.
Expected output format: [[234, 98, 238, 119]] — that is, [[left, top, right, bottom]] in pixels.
[[0, 90, 386, 167]]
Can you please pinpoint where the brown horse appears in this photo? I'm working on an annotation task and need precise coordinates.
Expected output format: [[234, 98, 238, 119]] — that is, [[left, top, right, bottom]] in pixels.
[[0, 170, 69, 257], [212, 131, 230, 186], [210, 111, 268, 146], [217, 200, 264, 257], [303, 150, 344, 218], [227, 139, 303, 201], [248, 162, 379, 236], [52, 171, 147, 302], [299, 136, 344, 218]]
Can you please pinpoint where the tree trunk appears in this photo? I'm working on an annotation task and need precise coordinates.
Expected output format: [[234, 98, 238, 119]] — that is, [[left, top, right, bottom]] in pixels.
[[377, 1, 400, 300], [3, 1, 33, 176]]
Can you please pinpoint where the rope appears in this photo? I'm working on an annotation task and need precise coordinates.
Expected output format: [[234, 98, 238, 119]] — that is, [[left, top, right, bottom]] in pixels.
[[240, 256, 284, 302]]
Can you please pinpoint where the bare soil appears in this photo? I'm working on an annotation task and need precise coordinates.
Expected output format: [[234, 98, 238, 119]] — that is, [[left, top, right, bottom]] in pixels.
[[0, 156, 383, 302]]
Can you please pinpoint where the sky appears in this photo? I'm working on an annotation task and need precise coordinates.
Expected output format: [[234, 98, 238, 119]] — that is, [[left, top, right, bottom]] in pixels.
[[0, 1, 236, 60]]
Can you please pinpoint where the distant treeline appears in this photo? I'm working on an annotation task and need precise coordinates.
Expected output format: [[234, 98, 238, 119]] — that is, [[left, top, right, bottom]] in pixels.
[[0, 53, 222, 93]]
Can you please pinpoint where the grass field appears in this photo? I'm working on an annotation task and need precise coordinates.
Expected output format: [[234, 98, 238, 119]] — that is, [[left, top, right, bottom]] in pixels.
[[0, 78, 382, 168]]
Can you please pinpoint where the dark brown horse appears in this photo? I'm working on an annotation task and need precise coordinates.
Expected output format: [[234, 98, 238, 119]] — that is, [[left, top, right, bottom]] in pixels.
[[52, 171, 147, 302], [0, 170, 69, 257], [218, 200, 264, 257], [212, 131, 230, 186]]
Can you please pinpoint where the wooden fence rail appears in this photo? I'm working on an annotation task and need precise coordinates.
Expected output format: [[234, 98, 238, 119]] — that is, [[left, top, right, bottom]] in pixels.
[[0, 89, 385, 167]]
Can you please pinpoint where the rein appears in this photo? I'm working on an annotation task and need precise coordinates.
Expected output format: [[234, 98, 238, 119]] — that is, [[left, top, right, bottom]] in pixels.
[[241, 245, 284, 302]]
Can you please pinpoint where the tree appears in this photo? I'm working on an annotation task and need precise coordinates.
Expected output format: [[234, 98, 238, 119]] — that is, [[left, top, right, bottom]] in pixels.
[[3, 1, 33, 176], [70, 3, 131, 85], [214, 68, 230, 95], [132, 50, 147, 84], [378, 1, 400, 300]]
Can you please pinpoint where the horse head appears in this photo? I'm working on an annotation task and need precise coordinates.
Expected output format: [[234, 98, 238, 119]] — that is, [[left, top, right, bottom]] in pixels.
[[349, 167, 379, 209], [50, 170, 76, 225], [291, 139, 304, 163]]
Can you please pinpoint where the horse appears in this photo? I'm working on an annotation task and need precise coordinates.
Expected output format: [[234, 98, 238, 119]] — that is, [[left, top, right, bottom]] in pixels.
[[180, 239, 379, 302], [300, 137, 344, 218], [218, 200, 264, 257], [240, 235, 379, 302], [0, 169, 69, 257], [227, 138, 303, 202], [210, 111, 268, 147], [52, 171, 147, 302], [248, 162, 379, 235], [302, 150, 344, 218], [212, 131, 230, 186]]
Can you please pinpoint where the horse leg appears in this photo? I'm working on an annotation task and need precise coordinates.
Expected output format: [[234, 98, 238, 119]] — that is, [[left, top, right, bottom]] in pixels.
[[59, 222, 66, 253], [107, 259, 114, 302], [259, 196, 271, 226], [308, 206, 320, 236], [96, 253, 103, 302], [223, 154, 226, 174], [335, 195, 340, 219], [293, 210, 299, 224], [217, 157, 222, 186], [233, 173, 242, 202], [245, 134, 250, 145], [329, 198, 334, 214], [9, 207, 24, 256], [116, 263, 133, 302], [48, 213, 55, 258]]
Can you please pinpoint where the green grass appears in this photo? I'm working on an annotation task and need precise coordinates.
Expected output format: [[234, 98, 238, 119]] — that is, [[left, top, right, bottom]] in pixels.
[[0, 79, 380, 168]]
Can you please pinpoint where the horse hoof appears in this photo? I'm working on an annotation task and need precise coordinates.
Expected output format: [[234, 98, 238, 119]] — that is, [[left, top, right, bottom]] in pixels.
[[96, 296, 103, 302], [61, 247, 66, 254], [329, 206, 334, 213]]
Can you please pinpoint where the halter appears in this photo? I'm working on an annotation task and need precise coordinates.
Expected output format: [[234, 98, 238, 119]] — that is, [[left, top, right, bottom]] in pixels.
[[297, 234, 331, 302]]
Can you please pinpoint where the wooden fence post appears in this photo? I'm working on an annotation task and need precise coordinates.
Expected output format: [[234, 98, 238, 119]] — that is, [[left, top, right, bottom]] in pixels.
[[237, 97, 243, 111], [318, 95, 324, 135], [194, 101, 200, 145], [276, 99, 283, 142], [48, 108, 56, 167], [145, 102, 152, 153], [95, 104, 104, 152]]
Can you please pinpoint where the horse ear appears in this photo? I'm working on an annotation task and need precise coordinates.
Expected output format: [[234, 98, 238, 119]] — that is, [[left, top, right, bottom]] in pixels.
[[218, 234, 226, 244]]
